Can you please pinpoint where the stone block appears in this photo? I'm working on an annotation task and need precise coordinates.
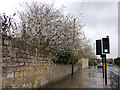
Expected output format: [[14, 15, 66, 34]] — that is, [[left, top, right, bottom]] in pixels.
[[0, 38, 2, 45], [4, 39, 10, 46], [11, 39, 18, 48], [28, 59, 33, 63], [2, 57, 11, 63], [2, 67, 7, 74], [2, 63, 7, 67], [23, 55, 27, 59], [18, 41, 23, 49], [2, 51, 10, 57], [13, 48, 19, 53], [22, 43, 27, 50], [27, 55, 31, 59], [20, 49, 24, 54], [24, 71, 28, 76], [19, 71, 24, 77], [6, 46, 11, 51], [15, 72, 19, 77], [16, 53, 23, 58], [10, 51, 16, 58], [7, 67, 14, 73], [2, 46, 6, 51], [29, 51, 32, 56], [5, 83, 11, 88], [7, 73, 14, 78], [16, 58, 22, 63], [24, 50, 29, 55], [13, 63, 19, 67], [11, 58, 17, 62], [2, 73, 7, 78], [19, 63, 25, 66]]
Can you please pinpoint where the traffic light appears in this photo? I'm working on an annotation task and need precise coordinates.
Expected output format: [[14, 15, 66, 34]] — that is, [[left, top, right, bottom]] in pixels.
[[96, 40, 102, 55], [102, 38, 110, 54]]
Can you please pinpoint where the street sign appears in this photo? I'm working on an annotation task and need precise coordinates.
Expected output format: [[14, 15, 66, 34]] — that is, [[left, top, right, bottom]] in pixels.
[[102, 38, 110, 54], [96, 40, 102, 55]]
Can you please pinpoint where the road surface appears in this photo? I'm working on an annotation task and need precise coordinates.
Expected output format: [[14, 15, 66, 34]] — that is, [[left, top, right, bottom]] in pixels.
[[107, 66, 120, 75]]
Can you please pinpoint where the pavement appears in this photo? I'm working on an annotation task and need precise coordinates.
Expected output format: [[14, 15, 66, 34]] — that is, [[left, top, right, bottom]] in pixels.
[[45, 66, 111, 88]]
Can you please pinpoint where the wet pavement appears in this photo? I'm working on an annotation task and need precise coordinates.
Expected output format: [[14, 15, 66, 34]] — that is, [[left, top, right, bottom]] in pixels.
[[45, 67, 111, 88]]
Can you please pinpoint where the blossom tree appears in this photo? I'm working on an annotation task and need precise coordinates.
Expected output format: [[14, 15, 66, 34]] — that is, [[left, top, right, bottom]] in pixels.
[[16, 2, 94, 62], [0, 13, 17, 35]]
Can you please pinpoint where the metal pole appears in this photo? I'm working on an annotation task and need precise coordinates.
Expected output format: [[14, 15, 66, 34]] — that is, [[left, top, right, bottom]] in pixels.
[[102, 55, 104, 78], [94, 43, 95, 69], [104, 54, 107, 85], [118, 75, 119, 88], [71, 18, 76, 75], [72, 55, 74, 75]]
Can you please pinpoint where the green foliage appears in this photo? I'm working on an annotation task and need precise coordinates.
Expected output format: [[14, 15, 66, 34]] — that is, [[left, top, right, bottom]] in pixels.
[[52, 53, 78, 64], [108, 61, 113, 64]]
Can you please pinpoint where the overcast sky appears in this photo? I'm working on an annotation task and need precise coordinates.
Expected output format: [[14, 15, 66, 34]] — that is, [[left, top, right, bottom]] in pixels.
[[0, 0, 119, 58], [66, 2, 118, 59]]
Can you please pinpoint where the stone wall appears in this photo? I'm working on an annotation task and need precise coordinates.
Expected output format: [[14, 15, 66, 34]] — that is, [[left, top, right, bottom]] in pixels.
[[1, 34, 52, 88], [0, 34, 79, 88], [0, 34, 2, 89], [49, 64, 78, 82]]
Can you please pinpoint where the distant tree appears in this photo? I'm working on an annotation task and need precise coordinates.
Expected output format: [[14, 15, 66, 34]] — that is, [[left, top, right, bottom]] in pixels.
[[114, 57, 120, 66]]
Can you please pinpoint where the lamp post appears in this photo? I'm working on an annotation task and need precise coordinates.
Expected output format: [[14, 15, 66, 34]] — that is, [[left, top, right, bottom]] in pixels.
[[71, 18, 76, 75]]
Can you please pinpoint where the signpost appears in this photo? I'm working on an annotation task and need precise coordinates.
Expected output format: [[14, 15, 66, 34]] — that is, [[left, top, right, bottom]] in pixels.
[[96, 36, 110, 85]]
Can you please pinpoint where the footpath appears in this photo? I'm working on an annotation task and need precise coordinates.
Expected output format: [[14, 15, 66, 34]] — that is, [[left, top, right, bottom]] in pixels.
[[44, 66, 111, 88]]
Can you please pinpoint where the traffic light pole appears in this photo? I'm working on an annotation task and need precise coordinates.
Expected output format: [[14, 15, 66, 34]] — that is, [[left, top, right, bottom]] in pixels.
[[101, 55, 104, 78], [104, 54, 107, 85], [102, 54, 107, 85], [96, 36, 109, 86]]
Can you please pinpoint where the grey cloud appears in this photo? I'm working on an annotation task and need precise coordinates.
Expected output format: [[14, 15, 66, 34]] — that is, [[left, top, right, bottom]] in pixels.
[[65, 2, 117, 33], [64, 2, 118, 58]]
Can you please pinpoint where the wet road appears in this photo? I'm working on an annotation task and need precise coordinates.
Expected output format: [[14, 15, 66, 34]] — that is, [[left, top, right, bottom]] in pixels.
[[107, 66, 120, 75], [45, 67, 111, 88]]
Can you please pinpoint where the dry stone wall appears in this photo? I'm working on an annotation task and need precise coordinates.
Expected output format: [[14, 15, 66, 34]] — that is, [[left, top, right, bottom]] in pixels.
[[0, 34, 79, 88], [49, 64, 78, 82], [0, 34, 2, 89], [1, 34, 52, 88]]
